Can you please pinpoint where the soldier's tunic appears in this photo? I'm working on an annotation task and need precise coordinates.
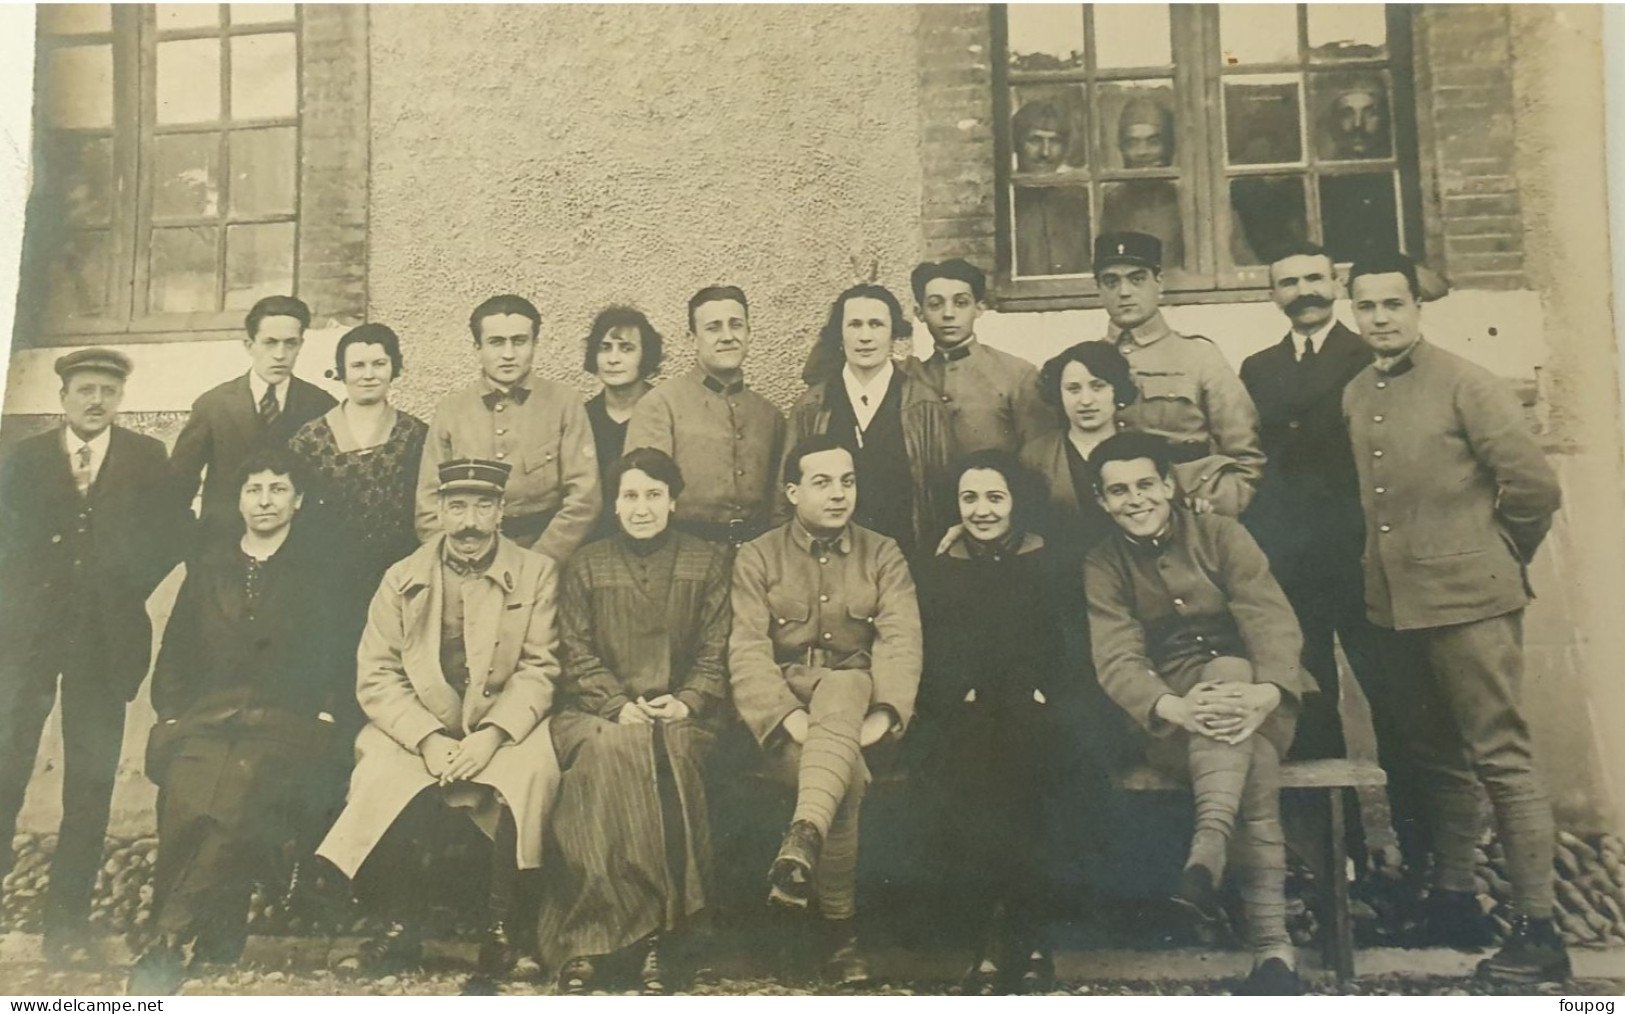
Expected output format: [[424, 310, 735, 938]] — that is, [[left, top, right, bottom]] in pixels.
[[1113, 314, 1265, 516], [915, 336, 1054, 457]]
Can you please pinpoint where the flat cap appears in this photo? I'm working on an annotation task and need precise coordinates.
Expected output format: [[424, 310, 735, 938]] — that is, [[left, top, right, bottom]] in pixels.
[[54, 347, 132, 381], [1093, 231, 1163, 273], [437, 458, 511, 496]]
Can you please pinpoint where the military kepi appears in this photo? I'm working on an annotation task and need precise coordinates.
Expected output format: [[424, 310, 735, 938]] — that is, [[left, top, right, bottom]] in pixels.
[[1093, 231, 1163, 273], [54, 347, 133, 381], [437, 458, 512, 496]]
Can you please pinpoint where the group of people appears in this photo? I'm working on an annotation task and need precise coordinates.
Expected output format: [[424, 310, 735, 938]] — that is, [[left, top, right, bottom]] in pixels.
[[0, 229, 1569, 996]]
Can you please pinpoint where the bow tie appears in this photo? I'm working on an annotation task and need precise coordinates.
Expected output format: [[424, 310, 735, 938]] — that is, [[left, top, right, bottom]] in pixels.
[[482, 386, 531, 409], [810, 537, 844, 558]]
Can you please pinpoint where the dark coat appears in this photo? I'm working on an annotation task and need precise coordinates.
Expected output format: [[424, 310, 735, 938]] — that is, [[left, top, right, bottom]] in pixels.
[[170, 372, 336, 533], [0, 425, 186, 699]]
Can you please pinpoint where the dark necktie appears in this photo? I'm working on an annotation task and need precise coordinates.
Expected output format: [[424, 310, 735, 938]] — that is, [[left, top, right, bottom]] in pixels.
[[1118, 329, 1135, 352], [72, 444, 93, 495], [1300, 335, 1317, 367], [258, 383, 281, 427]]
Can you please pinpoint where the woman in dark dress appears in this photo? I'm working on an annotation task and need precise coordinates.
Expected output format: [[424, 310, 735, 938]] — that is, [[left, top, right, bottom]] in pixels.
[[539, 448, 732, 994], [915, 450, 1088, 995], [582, 307, 663, 535]]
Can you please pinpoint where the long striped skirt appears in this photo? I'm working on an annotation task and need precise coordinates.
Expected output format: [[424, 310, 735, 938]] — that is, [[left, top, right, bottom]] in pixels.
[[537, 711, 715, 973]]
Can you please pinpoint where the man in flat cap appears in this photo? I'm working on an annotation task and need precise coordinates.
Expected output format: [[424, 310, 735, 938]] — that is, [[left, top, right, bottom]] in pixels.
[[416, 294, 600, 563], [0, 348, 186, 963], [170, 295, 336, 538], [1096, 231, 1265, 516], [320, 457, 562, 989]]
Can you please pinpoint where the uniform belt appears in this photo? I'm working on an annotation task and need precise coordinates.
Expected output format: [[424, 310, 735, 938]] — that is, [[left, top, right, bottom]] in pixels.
[[676, 517, 767, 547], [502, 508, 559, 543]]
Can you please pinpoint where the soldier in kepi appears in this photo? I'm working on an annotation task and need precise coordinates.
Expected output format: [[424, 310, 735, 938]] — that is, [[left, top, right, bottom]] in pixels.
[[1094, 231, 1265, 516]]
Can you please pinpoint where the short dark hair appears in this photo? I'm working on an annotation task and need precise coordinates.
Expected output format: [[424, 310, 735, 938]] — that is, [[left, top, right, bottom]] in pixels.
[[784, 433, 851, 487], [1266, 240, 1335, 281], [606, 446, 685, 501], [950, 449, 1048, 537], [1038, 340, 1139, 412], [805, 284, 913, 384], [236, 445, 307, 495], [910, 259, 987, 304], [333, 323, 405, 381], [687, 286, 750, 334], [1087, 431, 1174, 493], [1348, 251, 1422, 301], [583, 306, 665, 379], [468, 294, 541, 343], [244, 295, 310, 339], [1012, 99, 1068, 142]]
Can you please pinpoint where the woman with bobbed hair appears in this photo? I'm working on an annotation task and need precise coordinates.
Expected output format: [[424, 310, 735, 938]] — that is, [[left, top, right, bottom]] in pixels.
[[582, 306, 665, 482]]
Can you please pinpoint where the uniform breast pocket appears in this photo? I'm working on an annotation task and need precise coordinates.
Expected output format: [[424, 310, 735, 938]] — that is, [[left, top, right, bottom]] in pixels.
[[524, 444, 561, 487], [1134, 371, 1200, 405], [845, 590, 878, 628], [767, 592, 811, 632]]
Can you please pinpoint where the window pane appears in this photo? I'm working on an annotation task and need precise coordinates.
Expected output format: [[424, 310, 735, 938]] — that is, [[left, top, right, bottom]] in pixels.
[[1220, 5, 1299, 66], [230, 33, 297, 120], [1099, 81, 1177, 171], [1012, 86, 1089, 174], [38, 5, 111, 36], [1094, 4, 1171, 68], [229, 127, 296, 216], [1006, 5, 1085, 72], [230, 4, 296, 24], [47, 230, 110, 319], [1312, 73, 1393, 161], [157, 39, 222, 124], [1101, 180, 1184, 270], [45, 44, 112, 129], [153, 133, 222, 219], [1013, 186, 1091, 278], [156, 4, 220, 30], [47, 134, 114, 227], [1225, 77, 1303, 165], [224, 221, 295, 309], [1308, 5, 1387, 61], [150, 226, 219, 313], [1321, 173, 1400, 264], [1230, 176, 1308, 266]]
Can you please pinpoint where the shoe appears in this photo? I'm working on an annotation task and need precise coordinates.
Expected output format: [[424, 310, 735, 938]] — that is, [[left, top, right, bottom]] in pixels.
[[1475, 916, 1571, 985], [639, 935, 670, 995], [1172, 864, 1227, 927], [558, 956, 596, 995], [823, 920, 871, 988], [126, 939, 187, 996], [1017, 948, 1055, 995], [958, 957, 1002, 996], [476, 919, 516, 979], [1422, 888, 1497, 951], [767, 820, 822, 910], [1236, 957, 1303, 996], [352, 922, 422, 975]]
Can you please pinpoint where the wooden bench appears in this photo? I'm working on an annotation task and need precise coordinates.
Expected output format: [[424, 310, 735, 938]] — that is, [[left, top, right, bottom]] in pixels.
[[1116, 756, 1387, 981]]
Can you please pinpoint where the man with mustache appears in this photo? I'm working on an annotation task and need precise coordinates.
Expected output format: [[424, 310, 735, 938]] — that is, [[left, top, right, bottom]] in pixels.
[[728, 434, 922, 986], [416, 294, 601, 563], [625, 285, 786, 548], [1011, 100, 1092, 277]]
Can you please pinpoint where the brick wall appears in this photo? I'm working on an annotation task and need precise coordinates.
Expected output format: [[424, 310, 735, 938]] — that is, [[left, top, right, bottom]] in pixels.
[[295, 5, 369, 325], [917, 5, 997, 270]]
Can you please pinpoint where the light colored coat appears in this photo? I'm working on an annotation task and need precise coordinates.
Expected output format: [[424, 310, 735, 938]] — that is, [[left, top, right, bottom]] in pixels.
[[317, 534, 561, 876]]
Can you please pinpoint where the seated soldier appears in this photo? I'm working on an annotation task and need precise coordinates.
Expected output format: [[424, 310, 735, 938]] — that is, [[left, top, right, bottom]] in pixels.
[[129, 448, 354, 995], [1083, 431, 1315, 996], [316, 458, 561, 992], [728, 433, 922, 987]]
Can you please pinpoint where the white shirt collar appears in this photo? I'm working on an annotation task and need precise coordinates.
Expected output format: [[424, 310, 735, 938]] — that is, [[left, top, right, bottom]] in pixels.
[[1289, 318, 1338, 361], [248, 370, 288, 411], [842, 360, 894, 432], [64, 425, 111, 482]]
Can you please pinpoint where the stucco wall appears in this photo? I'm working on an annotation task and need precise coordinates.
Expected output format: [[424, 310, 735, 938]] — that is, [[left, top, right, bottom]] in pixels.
[[366, 3, 925, 419]]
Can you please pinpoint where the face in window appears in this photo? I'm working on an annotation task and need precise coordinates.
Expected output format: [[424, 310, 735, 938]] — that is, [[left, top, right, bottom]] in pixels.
[[1096, 456, 1175, 540], [594, 325, 645, 392], [691, 299, 751, 377], [475, 312, 538, 388], [916, 278, 982, 347], [841, 296, 895, 374], [958, 467, 1014, 544], [1268, 253, 1339, 332], [1349, 272, 1422, 358], [440, 491, 503, 560], [245, 314, 305, 386], [342, 342, 396, 408], [1059, 361, 1118, 436], [1096, 264, 1164, 330], [1012, 100, 1070, 174], [615, 467, 676, 541], [786, 447, 857, 535], [239, 469, 302, 537], [1118, 99, 1174, 169], [1330, 87, 1390, 160], [60, 369, 124, 440]]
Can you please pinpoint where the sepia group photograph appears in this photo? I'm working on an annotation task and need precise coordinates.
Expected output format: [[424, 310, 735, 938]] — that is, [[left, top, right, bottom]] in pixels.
[[0, 0, 1624, 1002]]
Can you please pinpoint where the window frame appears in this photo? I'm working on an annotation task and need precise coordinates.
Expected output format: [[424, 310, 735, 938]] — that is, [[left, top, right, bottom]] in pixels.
[[990, 3, 1424, 312]]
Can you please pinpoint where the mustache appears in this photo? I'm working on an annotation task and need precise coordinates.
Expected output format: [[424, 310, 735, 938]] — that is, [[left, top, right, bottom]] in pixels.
[[1286, 294, 1333, 315], [452, 527, 487, 540]]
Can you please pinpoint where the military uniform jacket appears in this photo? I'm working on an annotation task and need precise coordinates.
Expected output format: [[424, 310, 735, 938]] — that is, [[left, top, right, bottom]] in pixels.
[[1342, 339, 1561, 630], [915, 337, 1054, 456], [728, 522, 922, 745]]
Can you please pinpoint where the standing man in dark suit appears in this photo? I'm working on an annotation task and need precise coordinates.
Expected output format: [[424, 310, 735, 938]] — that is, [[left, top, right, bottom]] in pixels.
[[170, 295, 337, 536], [1344, 252, 1566, 985], [0, 349, 187, 962]]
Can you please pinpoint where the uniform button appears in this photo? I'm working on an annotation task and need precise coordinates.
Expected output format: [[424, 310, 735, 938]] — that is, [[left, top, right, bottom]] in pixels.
[[1379, 524, 1392, 533], [51, 534, 62, 544], [940, 395, 950, 403], [483, 689, 492, 698], [1195, 635, 1205, 643], [496, 428, 507, 436], [819, 594, 829, 602], [822, 632, 833, 641], [1173, 597, 1184, 606], [496, 450, 507, 458], [1376, 381, 1387, 389], [735, 469, 745, 476], [1288, 421, 1301, 430], [1373, 449, 1383, 458], [736, 431, 745, 439], [777, 618, 787, 626], [818, 557, 828, 565], [1210, 650, 1219, 657], [495, 404, 505, 412], [1375, 487, 1386, 494], [1373, 415, 1384, 423]]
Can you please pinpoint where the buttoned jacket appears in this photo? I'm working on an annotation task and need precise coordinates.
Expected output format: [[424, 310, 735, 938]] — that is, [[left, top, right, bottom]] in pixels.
[[914, 337, 1054, 456]]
